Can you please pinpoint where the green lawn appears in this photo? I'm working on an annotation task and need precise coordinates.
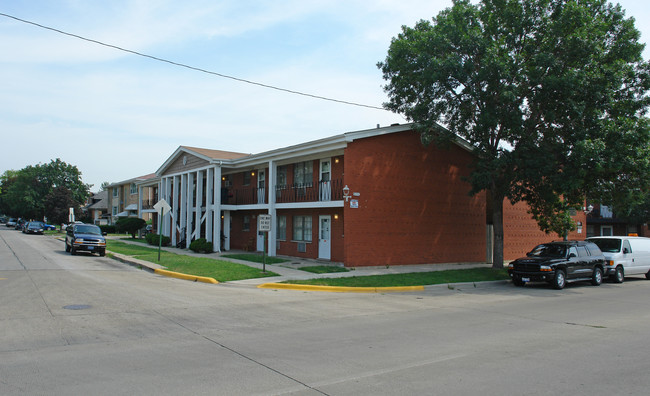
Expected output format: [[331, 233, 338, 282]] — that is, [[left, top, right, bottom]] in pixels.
[[282, 267, 509, 287], [221, 253, 288, 264], [107, 241, 278, 282], [298, 265, 350, 274]]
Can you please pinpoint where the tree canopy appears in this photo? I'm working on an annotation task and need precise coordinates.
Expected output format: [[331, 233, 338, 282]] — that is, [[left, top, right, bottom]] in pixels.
[[0, 159, 91, 223], [378, 0, 650, 267]]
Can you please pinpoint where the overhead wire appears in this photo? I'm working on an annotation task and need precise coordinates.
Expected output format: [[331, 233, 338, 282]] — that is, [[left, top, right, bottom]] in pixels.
[[0, 12, 387, 111]]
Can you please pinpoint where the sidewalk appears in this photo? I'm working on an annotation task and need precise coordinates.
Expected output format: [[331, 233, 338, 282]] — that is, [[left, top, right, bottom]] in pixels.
[[107, 236, 494, 286]]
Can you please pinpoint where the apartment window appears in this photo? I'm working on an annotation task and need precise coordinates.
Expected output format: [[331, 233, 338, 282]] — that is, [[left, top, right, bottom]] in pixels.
[[221, 175, 232, 187], [277, 215, 286, 240], [130, 183, 137, 195], [293, 215, 312, 242], [600, 205, 613, 218], [112, 206, 118, 216], [276, 166, 288, 199], [243, 172, 251, 186], [294, 161, 313, 186], [243, 215, 250, 232], [112, 188, 118, 197]]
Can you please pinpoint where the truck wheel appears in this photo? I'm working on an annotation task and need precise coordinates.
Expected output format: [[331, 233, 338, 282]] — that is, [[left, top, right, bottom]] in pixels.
[[591, 267, 603, 286], [99, 251, 106, 257], [646, 271, 650, 280], [612, 266, 624, 283], [552, 269, 566, 290], [71, 247, 76, 255]]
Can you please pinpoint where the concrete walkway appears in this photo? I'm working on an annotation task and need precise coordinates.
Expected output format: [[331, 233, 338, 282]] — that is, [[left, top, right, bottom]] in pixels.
[[107, 236, 494, 286]]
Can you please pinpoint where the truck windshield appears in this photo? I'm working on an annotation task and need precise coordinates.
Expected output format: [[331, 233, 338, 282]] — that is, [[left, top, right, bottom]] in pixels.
[[76, 225, 101, 235], [588, 238, 621, 253], [528, 244, 567, 258]]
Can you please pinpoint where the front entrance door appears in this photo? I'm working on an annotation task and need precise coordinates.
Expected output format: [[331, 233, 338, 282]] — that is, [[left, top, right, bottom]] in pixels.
[[318, 215, 331, 260]]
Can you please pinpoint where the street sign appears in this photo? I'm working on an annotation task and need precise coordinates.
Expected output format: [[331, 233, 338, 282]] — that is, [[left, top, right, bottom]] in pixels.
[[258, 214, 272, 232], [153, 199, 172, 263], [153, 199, 172, 216]]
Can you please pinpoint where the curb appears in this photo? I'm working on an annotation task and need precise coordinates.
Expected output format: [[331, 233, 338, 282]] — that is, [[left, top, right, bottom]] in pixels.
[[258, 283, 424, 293], [108, 251, 218, 284], [153, 268, 219, 284]]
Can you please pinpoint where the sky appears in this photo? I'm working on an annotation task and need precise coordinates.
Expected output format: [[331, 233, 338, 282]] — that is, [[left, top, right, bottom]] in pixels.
[[1, 1, 649, 191]]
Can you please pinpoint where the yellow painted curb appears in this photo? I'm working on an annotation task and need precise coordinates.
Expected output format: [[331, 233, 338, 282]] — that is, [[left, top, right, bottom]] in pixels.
[[257, 283, 424, 293], [154, 268, 218, 284]]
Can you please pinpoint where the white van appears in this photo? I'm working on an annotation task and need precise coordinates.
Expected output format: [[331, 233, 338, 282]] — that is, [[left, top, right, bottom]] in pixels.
[[586, 237, 650, 283]]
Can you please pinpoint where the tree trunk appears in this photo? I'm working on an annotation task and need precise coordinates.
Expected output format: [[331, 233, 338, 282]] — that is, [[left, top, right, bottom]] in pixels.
[[491, 190, 505, 269]]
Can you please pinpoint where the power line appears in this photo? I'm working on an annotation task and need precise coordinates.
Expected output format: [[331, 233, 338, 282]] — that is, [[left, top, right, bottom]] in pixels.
[[0, 12, 386, 111]]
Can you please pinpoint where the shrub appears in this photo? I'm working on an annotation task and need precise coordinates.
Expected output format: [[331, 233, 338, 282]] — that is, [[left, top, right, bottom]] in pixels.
[[190, 238, 213, 253], [100, 225, 116, 234], [115, 217, 146, 238], [146, 233, 170, 246]]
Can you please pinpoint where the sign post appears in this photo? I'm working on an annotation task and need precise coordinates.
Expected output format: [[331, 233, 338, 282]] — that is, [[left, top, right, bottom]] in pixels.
[[257, 214, 272, 272], [153, 199, 172, 262]]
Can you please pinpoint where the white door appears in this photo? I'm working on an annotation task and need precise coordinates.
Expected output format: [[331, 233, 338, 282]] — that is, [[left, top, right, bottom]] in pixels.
[[257, 170, 266, 204], [318, 215, 331, 260], [257, 230, 265, 252], [319, 159, 331, 201]]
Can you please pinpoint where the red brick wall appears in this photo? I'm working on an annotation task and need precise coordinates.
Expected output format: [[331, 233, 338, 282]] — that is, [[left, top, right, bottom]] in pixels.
[[228, 211, 262, 251], [275, 208, 344, 262], [343, 130, 487, 266], [503, 201, 587, 260]]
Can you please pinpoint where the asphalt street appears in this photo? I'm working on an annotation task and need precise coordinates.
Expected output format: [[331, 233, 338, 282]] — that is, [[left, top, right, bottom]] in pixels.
[[1, 226, 650, 395]]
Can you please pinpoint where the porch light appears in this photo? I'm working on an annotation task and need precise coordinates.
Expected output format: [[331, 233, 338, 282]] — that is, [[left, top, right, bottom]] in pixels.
[[342, 185, 351, 202], [335, 158, 339, 164], [334, 214, 339, 220], [583, 205, 594, 214], [251, 171, 255, 176]]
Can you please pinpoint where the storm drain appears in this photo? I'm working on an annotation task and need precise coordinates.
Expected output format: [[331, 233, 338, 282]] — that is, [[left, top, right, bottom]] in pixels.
[[63, 304, 92, 310]]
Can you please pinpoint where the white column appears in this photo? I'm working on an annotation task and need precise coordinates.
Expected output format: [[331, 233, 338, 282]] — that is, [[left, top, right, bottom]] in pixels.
[[180, 174, 187, 245], [164, 177, 171, 237], [205, 167, 214, 245], [171, 175, 180, 244], [213, 166, 222, 252], [268, 160, 277, 257], [138, 185, 143, 218], [195, 170, 203, 241], [223, 210, 230, 251], [186, 172, 194, 245]]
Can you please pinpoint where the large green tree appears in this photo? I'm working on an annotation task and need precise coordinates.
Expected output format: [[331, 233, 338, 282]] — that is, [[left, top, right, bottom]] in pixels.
[[378, 0, 650, 267], [0, 159, 91, 222]]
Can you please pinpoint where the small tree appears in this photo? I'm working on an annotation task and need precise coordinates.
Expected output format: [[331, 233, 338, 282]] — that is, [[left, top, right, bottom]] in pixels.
[[115, 217, 146, 239]]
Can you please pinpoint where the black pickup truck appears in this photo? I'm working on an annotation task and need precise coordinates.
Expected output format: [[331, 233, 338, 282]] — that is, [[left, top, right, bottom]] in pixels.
[[508, 241, 606, 289]]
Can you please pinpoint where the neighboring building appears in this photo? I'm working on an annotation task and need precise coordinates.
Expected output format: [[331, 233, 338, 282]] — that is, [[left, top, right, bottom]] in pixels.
[[84, 190, 109, 225], [586, 203, 647, 237], [106, 174, 157, 224], [137, 174, 161, 230], [154, 124, 586, 267]]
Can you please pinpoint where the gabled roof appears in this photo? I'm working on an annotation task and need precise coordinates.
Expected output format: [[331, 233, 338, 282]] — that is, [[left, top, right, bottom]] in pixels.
[[155, 123, 474, 176], [106, 173, 157, 188], [87, 190, 108, 210], [156, 146, 250, 176], [181, 146, 250, 161]]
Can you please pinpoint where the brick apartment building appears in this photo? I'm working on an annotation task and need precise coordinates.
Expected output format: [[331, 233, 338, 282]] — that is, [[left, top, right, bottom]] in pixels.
[[154, 123, 586, 267]]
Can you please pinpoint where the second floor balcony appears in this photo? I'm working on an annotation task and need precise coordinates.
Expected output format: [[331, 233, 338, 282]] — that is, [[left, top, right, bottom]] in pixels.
[[222, 179, 343, 206]]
